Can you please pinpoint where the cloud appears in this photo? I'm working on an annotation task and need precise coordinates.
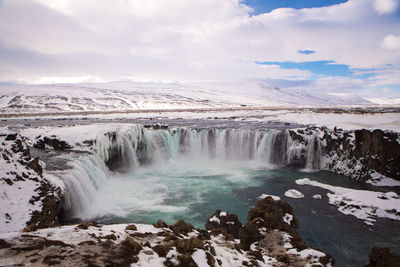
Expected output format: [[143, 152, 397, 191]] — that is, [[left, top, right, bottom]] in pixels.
[[373, 0, 398, 15], [381, 34, 400, 50], [0, 0, 399, 98]]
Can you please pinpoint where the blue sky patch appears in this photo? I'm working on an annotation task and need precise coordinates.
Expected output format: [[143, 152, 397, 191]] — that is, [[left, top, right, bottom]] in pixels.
[[298, 50, 315, 55], [245, 0, 348, 14], [256, 60, 377, 80], [256, 60, 352, 77]]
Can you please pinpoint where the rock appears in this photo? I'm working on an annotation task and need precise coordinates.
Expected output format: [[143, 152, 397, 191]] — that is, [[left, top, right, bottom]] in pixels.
[[177, 254, 198, 267], [175, 237, 204, 254], [1, 134, 63, 232], [5, 133, 17, 141], [27, 157, 43, 176], [152, 244, 171, 257], [247, 197, 298, 235], [170, 219, 194, 235], [120, 237, 142, 255], [197, 229, 211, 240], [239, 221, 261, 250], [205, 209, 242, 238], [153, 219, 168, 228], [206, 252, 215, 266], [286, 127, 400, 182], [34, 137, 73, 151], [75, 222, 100, 230], [365, 247, 400, 267], [0, 239, 11, 249], [125, 224, 137, 231]]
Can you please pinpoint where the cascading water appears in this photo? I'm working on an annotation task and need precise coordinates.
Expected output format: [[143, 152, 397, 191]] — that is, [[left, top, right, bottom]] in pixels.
[[56, 124, 400, 267], [61, 124, 325, 223], [62, 154, 110, 219]]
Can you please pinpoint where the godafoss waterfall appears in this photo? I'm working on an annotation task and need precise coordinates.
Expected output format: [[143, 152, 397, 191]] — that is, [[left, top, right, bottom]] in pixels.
[[1, 121, 400, 266], [44, 124, 400, 267]]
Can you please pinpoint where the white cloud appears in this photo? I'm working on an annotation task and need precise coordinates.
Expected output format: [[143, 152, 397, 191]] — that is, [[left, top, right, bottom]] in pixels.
[[381, 34, 400, 49], [373, 0, 398, 15], [0, 0, 399, 98]]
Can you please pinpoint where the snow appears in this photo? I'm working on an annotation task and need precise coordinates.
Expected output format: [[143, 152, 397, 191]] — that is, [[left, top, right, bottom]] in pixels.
[[209, 215, 220, 224], [0, 81, 372, 114], [367, 170, 400, 187], [0, 135, 59, 233], [296, 178, 400, 224], [209, 235, 275, 267], [192, 249, 209, 267], [219, 211, 227, 217], [20, 123, 128, 150], [284, 189, 305, 199], [283, 213, 293, 225], [135, 224, 166, 234], [258, 194, 281, 201], [313, 194, 322, 200], [136, 247, 165, 267], [288, 248, 326, 259]]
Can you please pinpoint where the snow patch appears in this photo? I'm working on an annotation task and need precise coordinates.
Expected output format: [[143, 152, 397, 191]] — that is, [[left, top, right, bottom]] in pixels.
[[209, 215, 220, 224], [296, 178, 400, 224], [283, 213, 293, 225], [258, 194, 281, 201], [367, 170, 400, 187], [284, 189, 304, 199]]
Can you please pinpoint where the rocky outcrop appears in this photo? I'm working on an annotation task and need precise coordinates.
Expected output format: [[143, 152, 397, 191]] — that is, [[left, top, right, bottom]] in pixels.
[[352, 129, 400, 180], [205, 209, 242, 238], [365, 247, 400, 267], [240, 196, 305, 252], [34, 136, 72, 150], [0, 133, 63, 232], [285, 127, 400, 182], [0, 198, 335, 267]]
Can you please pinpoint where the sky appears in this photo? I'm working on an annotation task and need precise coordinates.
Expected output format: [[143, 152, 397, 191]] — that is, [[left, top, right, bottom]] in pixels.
[[0, 0, 399, 99]]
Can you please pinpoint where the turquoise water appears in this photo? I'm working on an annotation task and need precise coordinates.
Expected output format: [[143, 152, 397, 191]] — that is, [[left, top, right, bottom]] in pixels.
[[80, 159, 400, 267]]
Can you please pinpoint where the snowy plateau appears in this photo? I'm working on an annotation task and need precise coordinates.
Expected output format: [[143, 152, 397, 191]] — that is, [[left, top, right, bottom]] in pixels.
[[0, 82, 400, 267]]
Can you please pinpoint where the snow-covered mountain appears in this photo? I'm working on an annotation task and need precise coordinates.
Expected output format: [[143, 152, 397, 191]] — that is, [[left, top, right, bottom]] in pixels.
[[0, 80, 371, 113]]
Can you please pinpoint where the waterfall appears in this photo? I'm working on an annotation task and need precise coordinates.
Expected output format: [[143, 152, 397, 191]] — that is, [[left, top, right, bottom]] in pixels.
[[95, 125, 294, 170], [306, 135, 322, 170], [94, 125, 327, 170], [61, 125, 327, 219], [62, 154, 110, 219]]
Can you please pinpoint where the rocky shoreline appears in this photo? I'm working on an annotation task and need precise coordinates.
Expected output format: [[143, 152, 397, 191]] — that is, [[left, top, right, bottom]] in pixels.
[[1, 196, 335, 267]]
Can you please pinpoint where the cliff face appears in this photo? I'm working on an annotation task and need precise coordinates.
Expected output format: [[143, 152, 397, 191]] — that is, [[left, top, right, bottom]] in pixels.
[[285, 127, 400, 182], [353, 129, 400, 181], [91, 125, 400, 182], [0, 133, 63, 233]]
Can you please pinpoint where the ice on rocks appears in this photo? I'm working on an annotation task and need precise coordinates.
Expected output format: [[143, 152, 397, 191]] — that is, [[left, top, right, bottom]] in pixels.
[[258, 194, 281, 201], [284, 189, 304, 199]]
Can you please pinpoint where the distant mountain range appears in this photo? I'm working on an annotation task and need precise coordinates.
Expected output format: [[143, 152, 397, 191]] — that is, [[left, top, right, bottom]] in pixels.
[[0, 80, 372, 114]]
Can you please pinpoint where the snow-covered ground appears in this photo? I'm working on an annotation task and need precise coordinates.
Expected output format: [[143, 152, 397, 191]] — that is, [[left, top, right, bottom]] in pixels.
[[0, 81, 399, 132], [0, 80, 373, 114], [296, 178, 400, 225]]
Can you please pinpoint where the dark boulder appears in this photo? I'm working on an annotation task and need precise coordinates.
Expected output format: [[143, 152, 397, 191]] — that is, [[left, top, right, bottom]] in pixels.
[[153, 219, 169, 228], [34, 137, 72, 151], [365, 247, 400, 267], [239, 221, 261, 250], [205, 209, 242, 238], [170, 220, 194, 236], [5, 133, 17, 141], [247, 197, 298, 235]]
